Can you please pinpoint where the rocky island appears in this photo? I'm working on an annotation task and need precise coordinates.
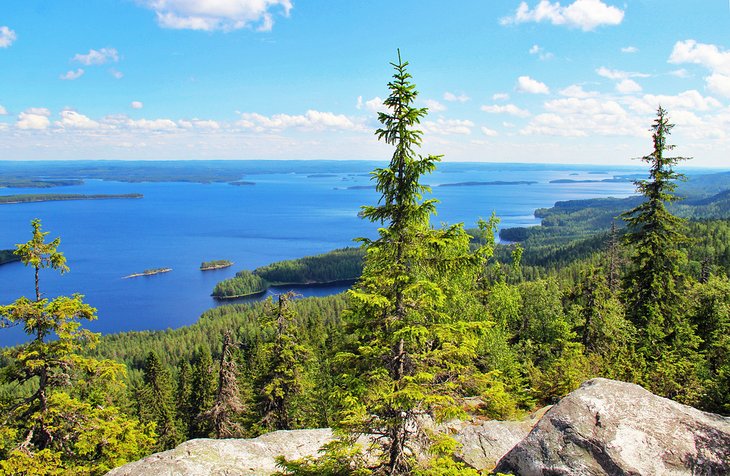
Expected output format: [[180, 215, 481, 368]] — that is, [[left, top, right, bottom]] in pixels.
[[123, 268, 172, 279], [200, 260, 234, 271]]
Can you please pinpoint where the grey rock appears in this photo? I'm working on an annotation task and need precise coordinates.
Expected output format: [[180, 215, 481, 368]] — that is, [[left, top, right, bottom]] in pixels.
[[106, 428, 333, 476], [495, 378, 730, 476]]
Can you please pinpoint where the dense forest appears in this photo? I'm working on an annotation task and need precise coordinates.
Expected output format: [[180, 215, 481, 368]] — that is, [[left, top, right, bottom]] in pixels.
[[1, 56, 729, 475]]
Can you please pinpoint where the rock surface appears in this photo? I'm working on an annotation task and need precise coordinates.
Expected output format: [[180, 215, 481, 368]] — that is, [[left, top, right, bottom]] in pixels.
[[106, 429, 333, 476], [495, 378, 730, 476]]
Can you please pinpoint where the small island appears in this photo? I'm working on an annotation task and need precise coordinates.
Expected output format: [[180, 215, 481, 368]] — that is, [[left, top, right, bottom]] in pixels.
[[123, 268, 172, 279], [437, 180, 537, 187], [0, 249, 21, 266], [200, 260, 233, 271], [0, 193, 143, 205]]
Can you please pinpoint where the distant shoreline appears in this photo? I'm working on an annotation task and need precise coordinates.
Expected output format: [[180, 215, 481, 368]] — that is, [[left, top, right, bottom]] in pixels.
[[0, 193, 143, 205]]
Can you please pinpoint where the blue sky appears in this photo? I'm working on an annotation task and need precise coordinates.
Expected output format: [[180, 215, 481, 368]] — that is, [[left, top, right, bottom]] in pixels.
[[1, 1, 729, 166]]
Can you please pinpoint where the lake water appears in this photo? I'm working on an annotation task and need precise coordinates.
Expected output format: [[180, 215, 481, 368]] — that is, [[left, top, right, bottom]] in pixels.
[[0, 161, 641, 346]]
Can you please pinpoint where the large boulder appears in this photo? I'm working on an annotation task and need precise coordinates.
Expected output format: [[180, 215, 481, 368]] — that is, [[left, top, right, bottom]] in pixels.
[[105, 429, 333, 476], [495, 378, 730, 476]]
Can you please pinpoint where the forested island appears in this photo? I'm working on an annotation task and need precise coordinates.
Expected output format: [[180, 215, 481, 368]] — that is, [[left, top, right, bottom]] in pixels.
[[0, 249, 20, 266], [0, 178, 84, 188], [0, 193, 143, 204], [211, 247, 363, 299], [200, 260, 234, 271], [123, 268, 172, 279]]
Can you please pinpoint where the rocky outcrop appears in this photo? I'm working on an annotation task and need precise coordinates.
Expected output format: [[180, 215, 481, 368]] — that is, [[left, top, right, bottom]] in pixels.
[[495, 378, 730, 476], [106, 429, 333, 476]]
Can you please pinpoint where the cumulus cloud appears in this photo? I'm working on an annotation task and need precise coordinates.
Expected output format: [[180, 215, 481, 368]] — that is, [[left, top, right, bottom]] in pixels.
[[560, 84, 598, 98], [621, 46, 638, 54], [481, 126, 498, 137], [73, 48, 119, 65], [141, 0, 293, 32], [516, 75, 550, 94], [238, 110, 363, 132], [492, 93, 510, 101], [501, 0, 624, 31], [60, 69, 85, 81], [669, 40, 730, 75], [0, 26, 16, 48], [669, 40, 730, 97], [56, 110, 100, 129], [356, 96, 386, 114], [625, 90, 722, 115], [424, 99, 446, 112], [443, 92, 470, 103], [670, 69, 690, 79], [616, 79, 642, 94], [17, 108, 51, 130], [0, 105, 7, 115], [178, 119, 221, 129], [131, 101, 144, 109], [481, 104, 531, 117], [522, 97, 642, 137]]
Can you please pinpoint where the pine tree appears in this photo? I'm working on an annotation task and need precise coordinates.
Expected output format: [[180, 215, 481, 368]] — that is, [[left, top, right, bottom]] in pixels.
[[259, 292, 310, 431], [175, 361, 194, 437], [0, 219, 154, 474], [202, 331, 245, 438], [621, 107, 702, 401], [138, 351, 180, 450]]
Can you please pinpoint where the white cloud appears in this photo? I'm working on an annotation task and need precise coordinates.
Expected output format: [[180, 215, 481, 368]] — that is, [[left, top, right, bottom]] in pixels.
[[596, 66, 650, 80], [56, 110, 100, 129], [131, 101, 144, 109], [621, 46, 638, 54], [17, 108, 51, 130], [705, 74, 730, 98], [127, 118, 179, 131], [0, 26, 17, 48], [422, 118, 474, 135], [625, 90, 722, 115], [73, 48, 119, 65], [670, 69, 690, 79], [443, 92, 470, 103], [516, 75, 550, 94], [0, 105, 7, 115], [424, 99, 446, 112], [356, 96, 385, 114], [238, 110, 363, 132], [501, 0, 624, 31], [481, 104, 531, 117], [559, 84, 598, 98], [480, 126, 498, 137], [616, 79, 642, 94], [669, 40, 730, 75], [178, 119, 221, 129], [492, 93, 510, 101], [142, 0, 293, 32], [110, 69, 124, 79], [528, 44, 554, 60], [522, 97, 642, 137], [60, 69, 85, 81]]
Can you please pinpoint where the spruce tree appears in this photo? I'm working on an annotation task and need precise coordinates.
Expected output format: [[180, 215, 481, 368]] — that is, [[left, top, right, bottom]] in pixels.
[[621, 107, 701, 400], [138, 351, 180, 450], [189, 345, 216, 438], [259, 292, 310, 431], [175, 360, 194, 437], [332, 51, 487, 475], [0, 219, 153, 474]]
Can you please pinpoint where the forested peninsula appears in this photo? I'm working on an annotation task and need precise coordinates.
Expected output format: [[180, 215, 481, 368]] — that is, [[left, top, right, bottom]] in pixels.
[[211, 247, 363, 299], [0, 193, 143, 204]]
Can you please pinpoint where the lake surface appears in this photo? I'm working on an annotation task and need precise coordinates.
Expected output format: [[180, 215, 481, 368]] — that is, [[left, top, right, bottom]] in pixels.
[[0, 161, 641, 346]]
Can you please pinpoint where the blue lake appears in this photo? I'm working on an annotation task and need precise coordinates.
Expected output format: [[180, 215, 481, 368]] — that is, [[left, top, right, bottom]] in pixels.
[[0, 161, 641, 346]]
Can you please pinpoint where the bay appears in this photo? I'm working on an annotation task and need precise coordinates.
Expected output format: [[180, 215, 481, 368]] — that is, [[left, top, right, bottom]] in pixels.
[[0, 161, 641, 346]]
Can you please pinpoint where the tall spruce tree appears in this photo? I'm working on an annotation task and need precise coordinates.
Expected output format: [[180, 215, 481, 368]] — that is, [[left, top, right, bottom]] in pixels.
[[259, 292, 310, 431], [331, 51, 488, 475], [189, 345, 216, 438], [0, 219, 153, 474], [621, 107, 701, 400], [138, 351, 180, 450]]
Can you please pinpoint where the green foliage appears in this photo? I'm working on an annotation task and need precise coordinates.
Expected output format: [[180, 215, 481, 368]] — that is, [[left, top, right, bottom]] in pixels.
[[0, 194, 142, 205], [212, 270, 268, 299], [202, 331, 246, 438], [0, 219, 154, 475], [255, 248, 364, 285], [137, 351, 181, 451], [188, 345, 216, 438]]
